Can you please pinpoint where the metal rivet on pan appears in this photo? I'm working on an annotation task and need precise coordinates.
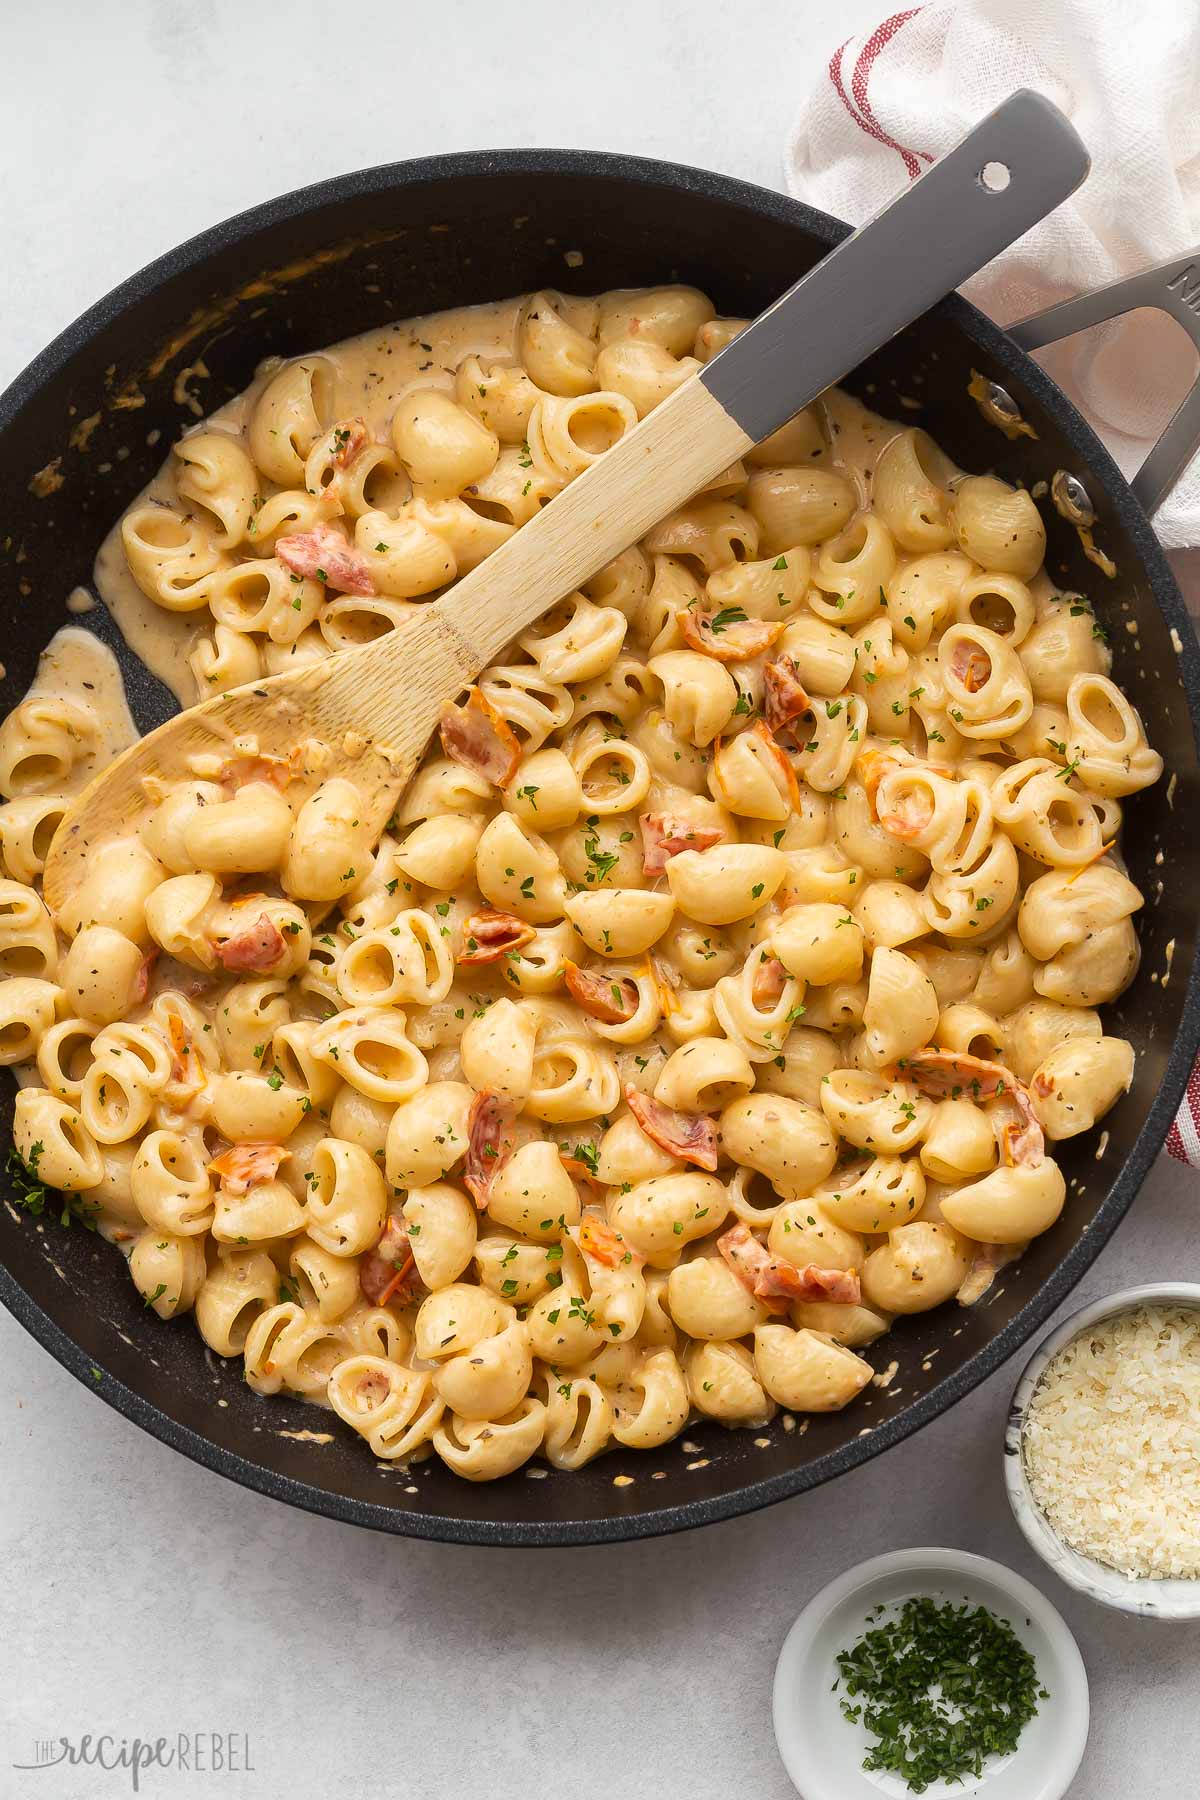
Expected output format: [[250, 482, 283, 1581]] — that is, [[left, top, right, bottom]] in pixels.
[[976, 379, 1022, 429], [1051, 469, 1096, 527]]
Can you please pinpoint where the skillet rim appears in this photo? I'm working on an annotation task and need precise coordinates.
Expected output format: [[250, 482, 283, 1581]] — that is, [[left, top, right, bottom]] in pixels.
[[2, 146, 1199, 1547]]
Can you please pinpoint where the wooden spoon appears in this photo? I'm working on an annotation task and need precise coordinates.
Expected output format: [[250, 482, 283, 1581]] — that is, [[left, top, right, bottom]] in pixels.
[[44, 92, 1088, 913]]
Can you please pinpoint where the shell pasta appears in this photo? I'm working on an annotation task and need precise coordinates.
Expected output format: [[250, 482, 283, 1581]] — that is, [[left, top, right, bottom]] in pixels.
[[2, 285, 1161, 1482]]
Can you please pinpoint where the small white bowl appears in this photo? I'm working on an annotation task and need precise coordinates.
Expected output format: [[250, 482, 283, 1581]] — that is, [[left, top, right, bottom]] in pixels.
[[773, 1546, 1088, 1800], [1005, 1281, 1200, 1619]]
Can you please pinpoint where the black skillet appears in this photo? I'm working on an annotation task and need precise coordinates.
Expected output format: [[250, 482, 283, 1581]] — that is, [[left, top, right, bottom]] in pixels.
[[2, 149, 1199, 1546]]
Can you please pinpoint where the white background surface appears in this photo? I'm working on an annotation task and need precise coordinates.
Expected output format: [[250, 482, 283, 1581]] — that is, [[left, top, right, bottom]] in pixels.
[[3, 3, 1199, 1796]]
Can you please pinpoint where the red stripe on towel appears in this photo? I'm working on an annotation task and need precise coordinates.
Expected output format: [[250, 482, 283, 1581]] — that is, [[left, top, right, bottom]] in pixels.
[[828, 11, 931, 180]]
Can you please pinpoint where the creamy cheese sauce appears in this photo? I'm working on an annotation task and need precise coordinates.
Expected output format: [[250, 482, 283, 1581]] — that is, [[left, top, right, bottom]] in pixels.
[[23, 626, 138, 794], [92, 297, 537, 702]]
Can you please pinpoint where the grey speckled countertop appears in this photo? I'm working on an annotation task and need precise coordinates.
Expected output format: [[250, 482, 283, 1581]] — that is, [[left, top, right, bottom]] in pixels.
[[3, 4, 1199, 1795]]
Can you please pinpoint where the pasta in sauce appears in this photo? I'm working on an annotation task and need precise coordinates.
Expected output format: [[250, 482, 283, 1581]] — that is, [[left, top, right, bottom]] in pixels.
[[0, 286, 1162, 1482]]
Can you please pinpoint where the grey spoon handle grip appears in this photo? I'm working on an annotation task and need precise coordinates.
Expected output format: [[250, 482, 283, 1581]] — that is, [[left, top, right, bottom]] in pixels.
[[701, 89, 1091, 443]]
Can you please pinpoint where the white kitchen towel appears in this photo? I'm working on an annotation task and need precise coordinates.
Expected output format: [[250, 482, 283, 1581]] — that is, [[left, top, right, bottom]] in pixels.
[[784, 0, 1200, 546], [1167, 1067, 1200, 1167]]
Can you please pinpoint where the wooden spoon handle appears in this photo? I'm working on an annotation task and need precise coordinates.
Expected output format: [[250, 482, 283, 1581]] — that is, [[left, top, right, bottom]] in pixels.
[[360, 90, 1089, 684], [433, 379, 748, 675]]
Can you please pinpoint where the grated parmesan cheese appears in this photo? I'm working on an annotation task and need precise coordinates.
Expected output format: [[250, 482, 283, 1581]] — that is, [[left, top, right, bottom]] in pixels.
[[1023, 1306, 1200, 1579]]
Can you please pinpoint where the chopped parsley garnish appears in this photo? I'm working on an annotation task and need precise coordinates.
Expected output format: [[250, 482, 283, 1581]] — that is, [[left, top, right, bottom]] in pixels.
[[835, 1596, 1046, 1794], [8, 1142, 97, 1230], [7, 1143, 48, 1216], [568, 1140, 599, 1175], [582, 824, 619, 885]]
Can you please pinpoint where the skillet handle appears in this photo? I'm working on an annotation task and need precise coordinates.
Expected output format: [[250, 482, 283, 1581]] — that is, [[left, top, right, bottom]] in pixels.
[[1008, 252, 1200, 517]]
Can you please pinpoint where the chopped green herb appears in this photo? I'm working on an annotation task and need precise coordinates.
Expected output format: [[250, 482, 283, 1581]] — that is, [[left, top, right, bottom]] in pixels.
[[8, 1142, 97, 1231], [834, 1595, 1046, 1794], [7, 1143, 47, 1217], [569, 1140, 599, 1176]]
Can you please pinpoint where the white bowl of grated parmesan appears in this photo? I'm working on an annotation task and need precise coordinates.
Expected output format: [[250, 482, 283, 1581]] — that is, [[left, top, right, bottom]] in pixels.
[[1006, 1284, 1200, 1616]]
